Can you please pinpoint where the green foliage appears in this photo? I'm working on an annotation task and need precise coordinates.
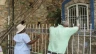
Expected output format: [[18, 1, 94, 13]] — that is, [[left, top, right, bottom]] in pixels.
[[47, 8, 61, 26], [20, 1, 31, 9], [47, 11, 55, 18], [20, 1, 25, 5]]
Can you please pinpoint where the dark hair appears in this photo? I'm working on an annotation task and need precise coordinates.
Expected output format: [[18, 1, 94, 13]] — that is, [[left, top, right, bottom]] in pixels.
[[37, 22, 41, 26], [21, 20, 26, 24]]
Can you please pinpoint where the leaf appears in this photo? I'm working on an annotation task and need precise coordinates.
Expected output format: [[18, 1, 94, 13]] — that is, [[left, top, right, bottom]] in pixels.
[[47, 8, 61, 24]]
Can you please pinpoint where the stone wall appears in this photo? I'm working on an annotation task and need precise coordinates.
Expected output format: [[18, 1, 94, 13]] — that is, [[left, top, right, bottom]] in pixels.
[[25, 0, 63, 24], [0, 0, 8, 31], [94, 0, 96, 29], [64, 0, 96, 54], [65, 0, 89, 17], [31, 0, 63, 24], [0, 0, 63, 31], [12, 0, 63, 24], [64, 0, 90, 24]]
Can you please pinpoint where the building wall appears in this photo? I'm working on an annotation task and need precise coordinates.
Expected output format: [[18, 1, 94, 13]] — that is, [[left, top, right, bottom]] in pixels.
[[25, 0, 63, 24], [63, 0, 96, 54], [94, 0, 96, 29], [0, 0, 8, 31], [0, 0, 63, 31], [10, 0, 63, 24], [64, 0, 90, 24]]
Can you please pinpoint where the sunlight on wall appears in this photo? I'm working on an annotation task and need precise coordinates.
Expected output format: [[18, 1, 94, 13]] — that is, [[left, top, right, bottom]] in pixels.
[[0, 0, 6, 5]]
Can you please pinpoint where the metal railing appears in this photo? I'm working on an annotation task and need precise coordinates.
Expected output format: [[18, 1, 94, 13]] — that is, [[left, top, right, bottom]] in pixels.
[[0, 0, 45, 54], [6, 24, 96, 54]]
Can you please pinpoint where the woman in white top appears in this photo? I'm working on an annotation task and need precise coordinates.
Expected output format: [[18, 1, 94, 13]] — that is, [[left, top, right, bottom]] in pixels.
[[14, 23, 40, 54]]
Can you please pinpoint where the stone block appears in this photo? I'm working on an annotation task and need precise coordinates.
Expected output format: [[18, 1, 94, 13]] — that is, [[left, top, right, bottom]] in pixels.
[[0, 0, 6, 5]]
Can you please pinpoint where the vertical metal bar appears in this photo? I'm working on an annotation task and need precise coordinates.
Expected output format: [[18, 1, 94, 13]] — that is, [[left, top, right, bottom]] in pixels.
[[8, 34, 10, 54], [76, 4, 79, 26], [83, 24, 85, 54], [69, 8, 70, 25], [41, 24, 42, 53], [9, 31, 12, 54], [35, 24, 37, 52], [37, 25, 39, 53], [67, 7, 69, 26], [8, 0, 11, 53], [84, 7, 85, 29], [86, 5, 89, 30], [74, 6, 75, 25], [32, 24, 34, 52], [83, 6, 84, 17], [13, 28, 15, 54], [10, 30, 12, 54], [73, 7, 74, 25], [80, 6, 82, 29], [11, 32, 12, 54], [78, 6, 80, 29], [38, 24, 40, 53], [84, 7, 86, 28], [90, 24, 92, 54], [82, 6, 83, 29], [70, 8, 71, 26], [9, 32, 12, 54], [82, 7, 84, 29], [72, 24, 74, 54], [72, 35, 74, 54], [71, 8, 72, 26], [72, 8, 74, 26], [74, 6, 76, 26], [12, 28, 14, 54], [77, 31, 80, 54], [81, 6, 83, 29], [33, 24, 35, 52], [72, 8, 73, 26], [12, 0, 14, 25], [8, 0, 10, 25], [79, 6, 81, 29], [29, 24, 32, 54], [8, 33, 10, 54], [9, 31, 13, 54], [45, 24, 47, 54], [79, 6, 81, 28], [41, 24, 44, 53], [84, 7, 86, 17]]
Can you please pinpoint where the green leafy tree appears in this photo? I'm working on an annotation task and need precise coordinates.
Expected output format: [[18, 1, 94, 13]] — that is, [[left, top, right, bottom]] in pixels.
[[47, 8, 61, 26]]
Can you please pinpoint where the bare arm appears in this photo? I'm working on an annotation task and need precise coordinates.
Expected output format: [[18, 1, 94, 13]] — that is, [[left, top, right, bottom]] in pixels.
[[27, 38, 39, 45], [27, 35, 40, 45]]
